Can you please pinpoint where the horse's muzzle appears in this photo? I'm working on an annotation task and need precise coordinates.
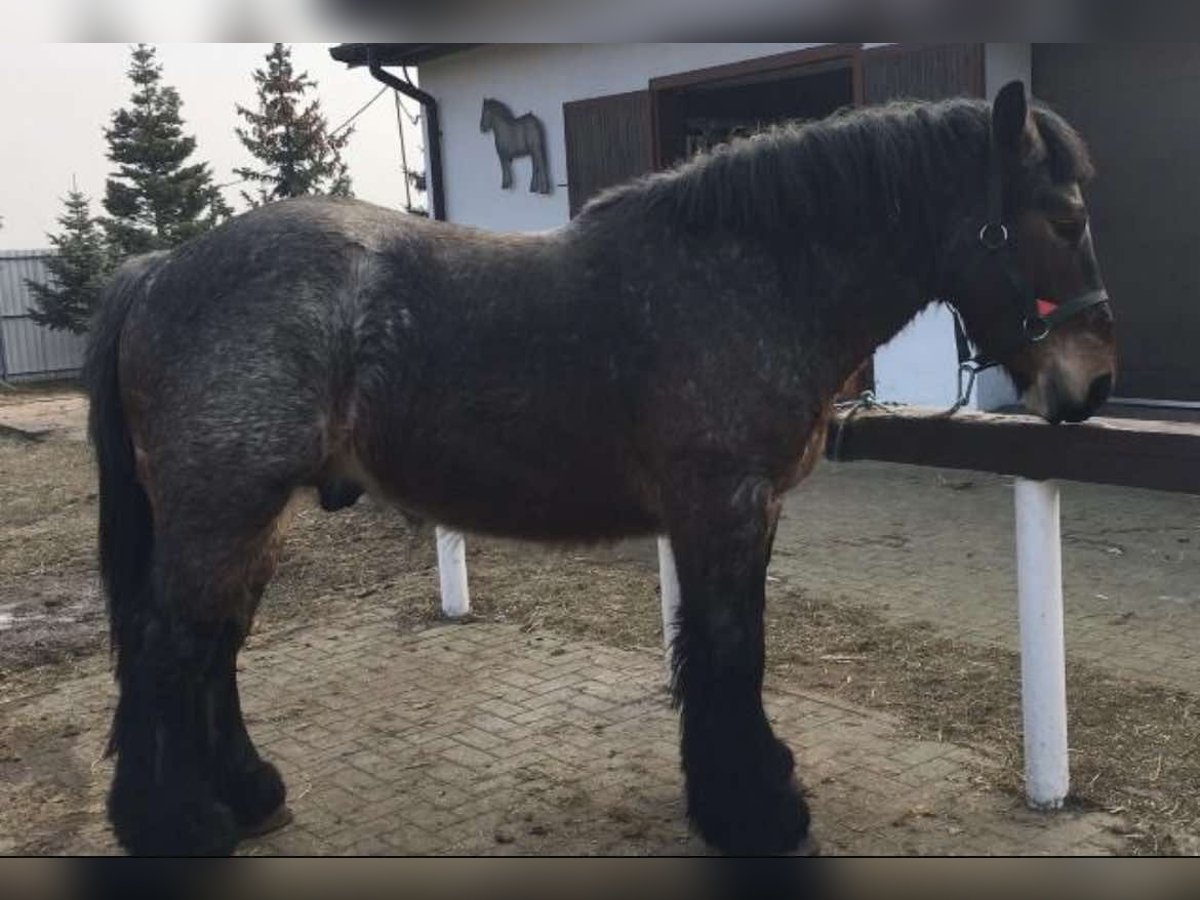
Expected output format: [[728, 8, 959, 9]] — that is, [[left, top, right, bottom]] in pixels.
[[1045, 372, 1113, 424]]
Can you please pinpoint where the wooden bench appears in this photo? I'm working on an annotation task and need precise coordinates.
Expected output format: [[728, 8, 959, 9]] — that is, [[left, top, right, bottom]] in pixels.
[[823, 405, 1200, 808], [825, 406, 1200, 495]]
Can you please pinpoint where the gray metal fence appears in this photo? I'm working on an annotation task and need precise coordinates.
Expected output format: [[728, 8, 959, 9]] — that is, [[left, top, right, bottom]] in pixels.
[[0, 249, 87, 383]]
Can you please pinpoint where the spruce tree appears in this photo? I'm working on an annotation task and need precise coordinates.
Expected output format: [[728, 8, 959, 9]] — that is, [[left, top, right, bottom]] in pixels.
[[26, 186, 112, 334], [234, 43, 353, 206], [102, 43, 231, 259]]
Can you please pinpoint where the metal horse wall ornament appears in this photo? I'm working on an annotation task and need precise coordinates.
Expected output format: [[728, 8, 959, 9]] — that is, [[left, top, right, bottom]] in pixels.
[[87, 81, 1115, 856], [480, 97, 553, 194]]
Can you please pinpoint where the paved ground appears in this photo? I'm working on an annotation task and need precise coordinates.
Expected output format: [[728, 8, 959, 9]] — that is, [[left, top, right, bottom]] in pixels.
[[4, 613, 1123, 856], [767, 461, 1200, 693]]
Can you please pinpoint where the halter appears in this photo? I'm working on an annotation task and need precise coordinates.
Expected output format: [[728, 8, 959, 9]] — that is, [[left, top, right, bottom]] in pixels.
[[947, 123, 1111, 414]]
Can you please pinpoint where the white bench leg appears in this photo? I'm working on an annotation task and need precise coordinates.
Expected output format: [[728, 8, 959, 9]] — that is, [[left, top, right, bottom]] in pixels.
[[1014, 477, 1069, 809], [436, 526, 471, 618], [658, 536, 681, 656]]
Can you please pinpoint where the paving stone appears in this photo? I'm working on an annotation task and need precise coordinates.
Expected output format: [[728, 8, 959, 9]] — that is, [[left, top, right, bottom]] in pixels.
[[14, 615, 1132, 856]]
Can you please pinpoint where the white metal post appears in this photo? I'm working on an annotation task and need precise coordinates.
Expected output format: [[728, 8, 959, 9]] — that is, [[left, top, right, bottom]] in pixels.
[[658, 536, 681, 654], [436, 526, 471, 618], [1013, 477, 1069, 809]]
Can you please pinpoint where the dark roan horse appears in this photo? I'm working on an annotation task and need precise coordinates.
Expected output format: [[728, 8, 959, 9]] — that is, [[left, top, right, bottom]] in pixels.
[[87, 81, 1116, 855]]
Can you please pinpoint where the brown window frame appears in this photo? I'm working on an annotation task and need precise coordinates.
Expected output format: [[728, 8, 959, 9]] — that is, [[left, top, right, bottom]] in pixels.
[[647, 43, 866, 169]]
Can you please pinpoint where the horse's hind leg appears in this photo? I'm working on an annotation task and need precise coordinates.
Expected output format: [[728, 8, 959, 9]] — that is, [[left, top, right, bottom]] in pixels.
[[210, 530, 290, 835], [107, 487, 292, 855], [663, 469, 810, 855], [531, 142, 550, 194]]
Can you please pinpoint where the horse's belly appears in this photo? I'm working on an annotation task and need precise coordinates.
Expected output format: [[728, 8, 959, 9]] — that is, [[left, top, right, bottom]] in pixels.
[[397, 478, 658, 541], [359, 438, 660, 542]]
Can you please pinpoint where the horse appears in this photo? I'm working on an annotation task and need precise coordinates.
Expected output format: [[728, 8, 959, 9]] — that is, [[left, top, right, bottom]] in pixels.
[[86, 80, 1115, 856], [480, 97, 553, 194]]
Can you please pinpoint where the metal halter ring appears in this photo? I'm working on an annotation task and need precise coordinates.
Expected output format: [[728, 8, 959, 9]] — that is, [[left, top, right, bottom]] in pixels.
[[978, 222, 1009, 250], [1023, 315, 1051, 342]]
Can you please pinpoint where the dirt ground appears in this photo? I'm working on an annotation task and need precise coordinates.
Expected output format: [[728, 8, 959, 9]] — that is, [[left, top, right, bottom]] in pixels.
[[1, 387, 1198, 855]]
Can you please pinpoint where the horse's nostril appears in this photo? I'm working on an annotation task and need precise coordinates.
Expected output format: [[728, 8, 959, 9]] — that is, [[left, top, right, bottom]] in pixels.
[[1056, 373, 1114, 424], [1086, 373, 1113, 410]]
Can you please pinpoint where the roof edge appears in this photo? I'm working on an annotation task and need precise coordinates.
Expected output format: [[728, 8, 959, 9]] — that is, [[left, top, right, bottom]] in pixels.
[[329, 44, 484, 69], [0, 249, 55, 259]]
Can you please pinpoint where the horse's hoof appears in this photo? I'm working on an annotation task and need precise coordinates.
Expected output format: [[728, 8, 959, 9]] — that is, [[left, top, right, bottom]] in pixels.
[[240, 804, 293, 839], [109, 793, 240, 857], [219, 759, 287, 830], [687, 766, 811, 856], [794, 835, 821, 857]]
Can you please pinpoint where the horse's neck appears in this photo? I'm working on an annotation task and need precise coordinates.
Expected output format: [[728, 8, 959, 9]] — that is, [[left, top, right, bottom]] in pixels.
[[821, 235, 946, 393], [747, 221, 947, 401], [586, 106, 983, 389], [837, 282, 938, 393], [770, 153, 974, 387]]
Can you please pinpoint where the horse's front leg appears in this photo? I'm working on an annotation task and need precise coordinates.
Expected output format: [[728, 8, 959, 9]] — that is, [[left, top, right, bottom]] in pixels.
[[664, 470, 810, 855], [500, 155, 514, 190]]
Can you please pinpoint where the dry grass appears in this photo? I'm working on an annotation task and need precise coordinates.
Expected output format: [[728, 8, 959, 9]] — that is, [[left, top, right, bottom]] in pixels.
[[762, 591, 1200, 856], [0, 380, 82, 406]]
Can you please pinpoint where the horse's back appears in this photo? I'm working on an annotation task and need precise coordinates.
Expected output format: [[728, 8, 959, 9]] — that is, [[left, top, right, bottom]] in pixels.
[[113, 198, 428, 493], [117, 197, 430, 372]]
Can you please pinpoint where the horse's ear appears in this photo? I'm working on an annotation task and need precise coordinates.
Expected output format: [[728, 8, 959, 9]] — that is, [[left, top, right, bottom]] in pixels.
[[992, 80, 1043, 160]]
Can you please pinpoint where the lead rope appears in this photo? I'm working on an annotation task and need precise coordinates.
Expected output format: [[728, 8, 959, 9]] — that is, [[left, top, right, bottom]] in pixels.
[[831, 328, 989, 462], [942, 359, 989, 418], [830, 389, 902, 462], [833, 306, 985, 462], [940, 303, 999, 418]]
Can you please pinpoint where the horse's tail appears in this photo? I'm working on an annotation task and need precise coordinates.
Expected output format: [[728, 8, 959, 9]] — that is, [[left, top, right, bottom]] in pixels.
[[84, 252, 168, 739]]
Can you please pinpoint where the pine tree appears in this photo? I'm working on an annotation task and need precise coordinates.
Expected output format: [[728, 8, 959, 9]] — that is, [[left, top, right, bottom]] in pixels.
[[102, 43, 231, 259], [234, 43, 353, 206], [26, 186, 112, 334]]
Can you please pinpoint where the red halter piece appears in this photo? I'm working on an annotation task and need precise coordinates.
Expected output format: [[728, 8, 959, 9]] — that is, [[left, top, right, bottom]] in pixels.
[[1035, 298, 1059, 319]]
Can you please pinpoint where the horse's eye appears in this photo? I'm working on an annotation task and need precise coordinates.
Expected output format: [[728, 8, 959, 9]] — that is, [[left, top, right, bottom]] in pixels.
[[1050, 217, 1087, 245]]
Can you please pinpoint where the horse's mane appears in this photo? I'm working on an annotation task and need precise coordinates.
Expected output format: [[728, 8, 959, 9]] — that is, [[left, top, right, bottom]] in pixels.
[[578, 97, 1093, 241], [482, 97, 513, 117]]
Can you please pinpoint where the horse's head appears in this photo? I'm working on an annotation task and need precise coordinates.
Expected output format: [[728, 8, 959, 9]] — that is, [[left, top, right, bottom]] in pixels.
[[949, 81, 1117, 424], [480, 98, 499, 133]]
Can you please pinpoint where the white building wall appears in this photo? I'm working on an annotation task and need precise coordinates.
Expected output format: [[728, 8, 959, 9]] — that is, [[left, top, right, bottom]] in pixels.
[[420, 42, 1029, 409], [871, 305, 963, 408], [422, 43, 823, 231]]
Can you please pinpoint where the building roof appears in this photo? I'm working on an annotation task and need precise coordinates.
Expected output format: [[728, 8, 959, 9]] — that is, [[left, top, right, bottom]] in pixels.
[[329, 44, 482, 69]]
